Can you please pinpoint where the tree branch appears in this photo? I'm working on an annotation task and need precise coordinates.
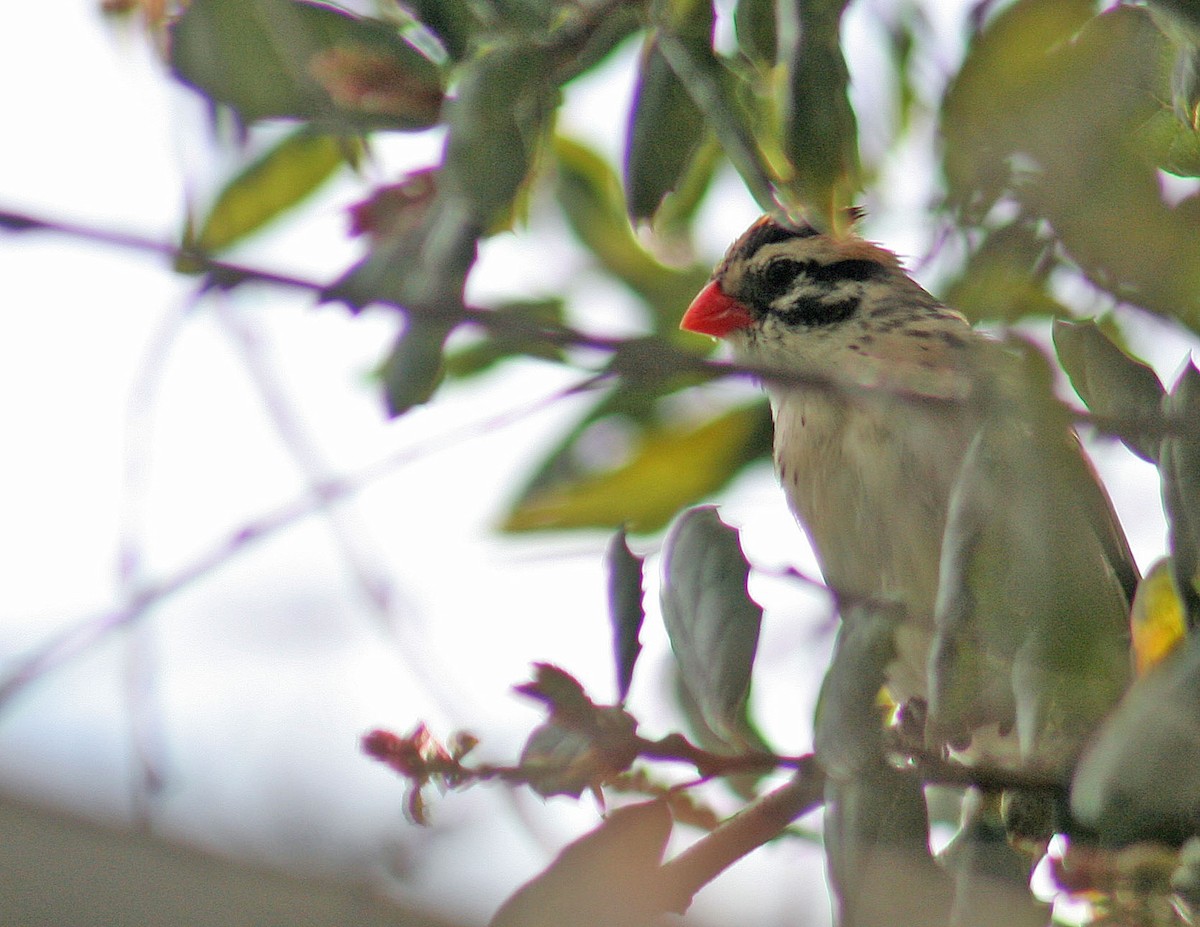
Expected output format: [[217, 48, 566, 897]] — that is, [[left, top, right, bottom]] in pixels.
[[0, 206, 1177, 437], [655, 758, 827, 914]]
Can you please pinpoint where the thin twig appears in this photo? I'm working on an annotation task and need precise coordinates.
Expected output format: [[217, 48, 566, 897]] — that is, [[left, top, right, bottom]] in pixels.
[[0, 375, 602, 711], [0, 205, 1177, 445]]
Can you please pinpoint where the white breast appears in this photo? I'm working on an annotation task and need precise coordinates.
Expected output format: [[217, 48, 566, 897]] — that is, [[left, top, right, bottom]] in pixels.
[[770, 387, 975, 702]]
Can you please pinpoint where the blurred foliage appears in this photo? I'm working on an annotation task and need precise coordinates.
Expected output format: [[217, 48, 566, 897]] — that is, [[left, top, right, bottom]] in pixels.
[[84, 0, 1200, 922]]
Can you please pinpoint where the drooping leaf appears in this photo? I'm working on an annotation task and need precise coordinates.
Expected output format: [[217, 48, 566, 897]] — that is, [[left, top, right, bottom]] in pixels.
[[606, 528, 645, 703], [733, 0, 776, 64], [501, 399, 773, 533], [518, 708, 638, 799], [1161, 362, 1200, 623], [377, 317, 452, 417], [777, 0, 860, 226], [929, 339, 1133, 770], [170, 0, 444, 128], [813, 603, 900, 781], [824, 760, 952, 927], [659, 506, 763, 746], [653, 29, 780, 215], [191, 130, 350, 254], [1052, 318, 1165, 463], [1130, 558, 1188, 675], [624, 34, 709, 223], [489, 801, 671, 927], [1072, 630, 1200, 846], [441, 40, 555, 230]]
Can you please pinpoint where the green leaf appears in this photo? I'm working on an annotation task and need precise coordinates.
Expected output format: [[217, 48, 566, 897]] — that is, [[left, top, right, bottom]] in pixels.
[[659, 506, 762, 746], [941, 0, 1095, 220], [1161, 362, 1200, 623], [377, 317, 452, 417], [404, 0, 476, 60], [813, 603, 899, 781], [442, 41, 555, 229], [170, 0, 444, 128], [489, 801, 671, 927], [653, 30, 780, 215], [624, 35, 708, 223], [556, 136, 713, 331], [733, 0, 776, 64], [824, 761, 952, 927], [192, 130, 349, 254], [1052, 318, 1165, 463], [930, 339, 1134, 770], [518, 706, 638, 799], [941, 221, 1062, 325], [501, 399, 773, 533], [606, 529, 645, 703], [778, 0, 860, 224], [943, 4, 1200, 325], [1072, 630, 1200, 846]]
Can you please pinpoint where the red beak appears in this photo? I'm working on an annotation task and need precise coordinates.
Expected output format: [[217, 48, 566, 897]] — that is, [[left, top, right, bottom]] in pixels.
[[680, 281, 755, 338]]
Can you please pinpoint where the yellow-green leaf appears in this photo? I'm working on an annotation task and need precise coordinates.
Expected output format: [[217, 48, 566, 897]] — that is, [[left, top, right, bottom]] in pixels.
[[193, 131, 348, 254], [502, 400, 772, 533], [1131, 559, 1188, 675]]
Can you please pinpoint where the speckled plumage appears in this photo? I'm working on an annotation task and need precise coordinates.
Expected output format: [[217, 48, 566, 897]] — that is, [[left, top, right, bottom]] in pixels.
[[685, 216, 1135, 766]]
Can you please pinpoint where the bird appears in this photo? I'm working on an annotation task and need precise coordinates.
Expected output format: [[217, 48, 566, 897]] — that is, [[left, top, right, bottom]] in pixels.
[[680, 214, 1137, 771]]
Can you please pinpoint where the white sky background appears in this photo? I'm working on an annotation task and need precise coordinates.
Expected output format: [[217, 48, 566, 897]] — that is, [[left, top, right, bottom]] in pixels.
[[0, 0, 1190, 924]]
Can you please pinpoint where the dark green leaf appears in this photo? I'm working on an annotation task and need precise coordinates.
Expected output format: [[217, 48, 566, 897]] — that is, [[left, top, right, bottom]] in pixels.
[[654, 30, 780, 215], [824, 761, 952, 927], [442, 41, 555, 229], [930, 340, 1133, 769], [404, 0, 476, 60], [1072, 630, 1200, 846], [624, 35, 708, 222], [733, 0, 776, 63], [192, 130, 350, 254], [659, 506, 762, 746], [606, 528, 645, 703], [377, 317, 452, 417], [778, 0, 860, 224], [669, 665, 769, 797], [1148, 0, 1200, 35], [489, 801, 671, 927], [170, 0, 444, 128], [813, 603, 899, 781], [501, 399, 772, 533], [1162, 363, 1200, 623], [1052, 318, 1165, 463]]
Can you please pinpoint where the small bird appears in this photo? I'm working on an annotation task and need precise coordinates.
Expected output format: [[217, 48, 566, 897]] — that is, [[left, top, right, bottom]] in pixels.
[[681, 215, 1136, 769]]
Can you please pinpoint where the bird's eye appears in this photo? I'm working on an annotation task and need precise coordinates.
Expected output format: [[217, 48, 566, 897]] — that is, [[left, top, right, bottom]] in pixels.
[[761, 258, 806, 296]]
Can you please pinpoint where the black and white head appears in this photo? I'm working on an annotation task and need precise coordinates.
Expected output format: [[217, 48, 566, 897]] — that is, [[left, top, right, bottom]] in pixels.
[[681, 215, 969, 375]]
